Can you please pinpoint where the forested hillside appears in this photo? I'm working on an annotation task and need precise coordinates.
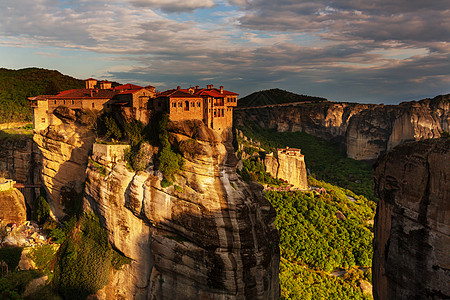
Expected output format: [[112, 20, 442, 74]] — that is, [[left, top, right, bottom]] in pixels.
[[236, 121, 375, 299], [238, 88, 327, 108], [0, 68, 85, 123]]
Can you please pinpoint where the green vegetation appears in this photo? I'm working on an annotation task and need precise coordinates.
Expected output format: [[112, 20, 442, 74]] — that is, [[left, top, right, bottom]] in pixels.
[[0, 67, 85, 123], [89, 158, 107, 176], [0, 270, 43, 299], [53, 213, 131, 299], [280, 259, 372, 300], [236, 120, 375, 299], [34, 195, 51, 225], [238, 88, 327, 108], [0, 247, 23, 271], [0, 128, 33, 142], [154, 113, 183, 184], [238, 158, 285, 186], [266, 187, 373, 272], [237, 120, 375, 202], [28, 245, 58, 276]]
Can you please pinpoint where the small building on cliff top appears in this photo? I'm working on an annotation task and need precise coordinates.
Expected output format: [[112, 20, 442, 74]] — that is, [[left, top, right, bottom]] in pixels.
[[29, 80, 238, 134], [264, 147, 308, 190]]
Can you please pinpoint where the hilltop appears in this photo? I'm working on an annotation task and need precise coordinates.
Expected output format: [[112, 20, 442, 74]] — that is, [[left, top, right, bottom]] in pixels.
[[0, 68, 86, 123], [238, 88, 327, 108]]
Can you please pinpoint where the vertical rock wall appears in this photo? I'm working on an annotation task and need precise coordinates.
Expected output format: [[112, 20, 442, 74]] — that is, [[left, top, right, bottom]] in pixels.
[[235, 94, 449, 160], [373, 138, 450, 299], [0, 136, 41, 211], [83, 121, 280, 299], [264, 151, 308, 189]]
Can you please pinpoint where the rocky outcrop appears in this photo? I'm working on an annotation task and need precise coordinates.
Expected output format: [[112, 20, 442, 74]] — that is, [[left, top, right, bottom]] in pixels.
[[84, 121, 279, 299], [235, 94, 449, 160], [0, 135, 41, 211], [264, 148, 308, 189], [373, 138, 450, 299], [33, 118, 96, 219], [0, 188, 27, 224]]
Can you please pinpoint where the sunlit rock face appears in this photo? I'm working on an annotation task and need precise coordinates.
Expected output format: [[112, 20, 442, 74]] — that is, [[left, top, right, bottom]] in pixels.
[[0, 187, 27, 224], [373, 138, 450, 299], [264, 149, 308, 190], [235, 94, 450, 160], [33, 115, 96, 219], [84, 120, 280, 299]]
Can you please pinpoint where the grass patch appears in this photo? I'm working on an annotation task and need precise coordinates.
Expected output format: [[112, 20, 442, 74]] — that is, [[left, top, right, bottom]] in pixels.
[[89, 158, 107, 176]]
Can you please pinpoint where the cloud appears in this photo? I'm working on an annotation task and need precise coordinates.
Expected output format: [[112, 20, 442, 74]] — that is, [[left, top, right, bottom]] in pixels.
[[0, 0, 448, 104], [129, 0, 215, 12]]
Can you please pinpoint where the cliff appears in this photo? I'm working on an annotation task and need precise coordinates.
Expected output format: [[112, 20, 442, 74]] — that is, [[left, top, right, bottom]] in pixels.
[[0, 187, 27, 224], [264, 149, 308, 190], [235, 94, 450, 160], [33, 110, 96, 219], [80, 120, 279, 299], [0, 134, 41, 211], [373, 138, 450, 299]]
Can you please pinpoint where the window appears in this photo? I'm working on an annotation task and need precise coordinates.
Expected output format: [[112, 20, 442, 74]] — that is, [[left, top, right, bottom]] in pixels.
[[63, 100, 66, 105], [221, 109, 224, 117], [72, 100, 74, 105], [54, 100, 57, 104], [185, 101, 189, 111], [172, 102, 176, 108], [41, 118, 45, 123], [191, 102, 194, 107], [92, 103, 95, 108], [197, 102, 200, 107], [178, 102, 182, 107]]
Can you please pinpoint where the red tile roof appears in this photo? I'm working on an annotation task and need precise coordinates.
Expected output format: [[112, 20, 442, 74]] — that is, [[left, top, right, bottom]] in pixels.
[[114, 84, 143, 91], [157, 89, 201, 98], [48, 89, 118, 99], [118, 88, 144, 95], [85, 78, 97, 81]]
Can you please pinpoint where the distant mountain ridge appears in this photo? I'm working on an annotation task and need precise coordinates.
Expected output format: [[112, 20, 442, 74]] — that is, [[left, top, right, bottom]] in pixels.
[[238, 88, 328, 108], [0, 68, 86, 123]]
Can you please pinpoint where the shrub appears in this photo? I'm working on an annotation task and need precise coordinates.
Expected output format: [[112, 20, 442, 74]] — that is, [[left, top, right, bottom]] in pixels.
[[28, 245, 58, 275], [34, 195, 51, 224], [53, 214, 131, 299]]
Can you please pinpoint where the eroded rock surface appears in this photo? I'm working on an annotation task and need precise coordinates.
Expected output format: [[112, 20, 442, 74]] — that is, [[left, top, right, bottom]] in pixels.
[[34, 120, 96, 219], [0, 188, 27, 224], [373, 138, 450, 299], [0, 135, 41, 209], [235, 94, 449, 160], [84, 121, 279, 299]]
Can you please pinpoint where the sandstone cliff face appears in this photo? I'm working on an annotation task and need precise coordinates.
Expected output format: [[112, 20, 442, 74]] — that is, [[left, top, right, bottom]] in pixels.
[[373, 138, 450, 299], [0, 136, 41, 209], [264, 152, 307, 190], [83, 121, 279, 299], [34, 121, 96, 219], [235, 94, 449, 160], [0, 188, 27, 224]]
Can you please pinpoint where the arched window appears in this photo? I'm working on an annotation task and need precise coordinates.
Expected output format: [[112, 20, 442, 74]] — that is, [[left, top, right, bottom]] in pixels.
[[185, 100, 189, 111]]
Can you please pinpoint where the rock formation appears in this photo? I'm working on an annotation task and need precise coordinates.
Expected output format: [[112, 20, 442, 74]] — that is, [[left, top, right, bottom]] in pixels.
[[0, 135, 41, 210], [0, 187, 27, 224], [81, 120, 279, 299], [373, 138, 450, 299], [33, 111, 96, 219], [235, 94, 449, 160], [264, 148, 308, 189]]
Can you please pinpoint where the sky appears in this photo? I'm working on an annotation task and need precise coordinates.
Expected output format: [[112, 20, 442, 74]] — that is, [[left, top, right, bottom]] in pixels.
[[0, 0, 449, 104]]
